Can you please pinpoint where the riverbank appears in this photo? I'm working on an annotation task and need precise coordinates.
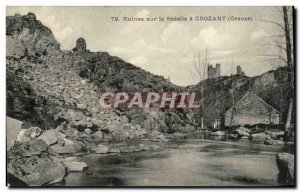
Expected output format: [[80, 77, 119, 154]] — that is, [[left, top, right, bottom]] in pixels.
[[7, 118, 295, 187], [54, 133, 294, 186]]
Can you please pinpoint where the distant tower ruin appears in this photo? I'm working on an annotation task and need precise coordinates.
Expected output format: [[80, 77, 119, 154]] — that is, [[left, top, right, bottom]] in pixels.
[[74, 37, 86, 52], [207, 64, 221, 79], [167, 76, 170, 82], [237, 65, 245, 76]]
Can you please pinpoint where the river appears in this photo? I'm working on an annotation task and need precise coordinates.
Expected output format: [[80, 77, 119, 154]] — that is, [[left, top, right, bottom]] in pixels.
[[56, 133, 294, 187]]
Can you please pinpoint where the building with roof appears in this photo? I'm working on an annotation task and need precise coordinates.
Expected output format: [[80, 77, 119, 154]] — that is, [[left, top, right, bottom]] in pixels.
[[224, 92, 280, 127]]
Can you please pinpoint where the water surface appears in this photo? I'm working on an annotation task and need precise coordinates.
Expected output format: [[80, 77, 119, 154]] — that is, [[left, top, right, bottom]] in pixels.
[[57, 133, 294, 186]]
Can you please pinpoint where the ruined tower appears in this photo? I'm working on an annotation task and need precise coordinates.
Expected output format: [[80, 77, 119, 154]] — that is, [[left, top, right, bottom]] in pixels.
[[74, 37, 86, 52], [207, 64, 221, 79], [237, 65, 245, 76]]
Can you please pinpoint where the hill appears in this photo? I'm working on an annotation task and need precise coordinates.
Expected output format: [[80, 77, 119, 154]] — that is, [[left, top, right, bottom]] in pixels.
[[6, 12, 290, 138], [189, 67, 290, 128]]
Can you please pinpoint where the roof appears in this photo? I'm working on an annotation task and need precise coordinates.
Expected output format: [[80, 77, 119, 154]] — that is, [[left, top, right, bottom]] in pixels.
[[224, 91, 280, 115]]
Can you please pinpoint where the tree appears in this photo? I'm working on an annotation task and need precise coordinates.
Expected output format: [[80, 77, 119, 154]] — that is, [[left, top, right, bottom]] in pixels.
[[190, 50, 208, 129], [259, 6, 294, 130], [282, 6, 294, 130], [229, 59, 235, 126]]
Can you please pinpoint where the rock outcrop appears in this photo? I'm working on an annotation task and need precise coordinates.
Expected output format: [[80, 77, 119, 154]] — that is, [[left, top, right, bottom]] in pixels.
[[233, 127, 250, 138], [6, 117, 23, 151], [6, 12, 60, 57], [38, 129, 61, 145], [16, 127, 42, 143], [7, 140, 66, 186], [276, 153, 295, 185], [250, 132, 268, 141], [62, 157, 88, 172]]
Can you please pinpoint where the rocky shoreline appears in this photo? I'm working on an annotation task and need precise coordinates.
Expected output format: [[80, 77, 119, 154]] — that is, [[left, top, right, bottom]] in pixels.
[[7, 117, 294, 186], [7, 116, 181, 186]]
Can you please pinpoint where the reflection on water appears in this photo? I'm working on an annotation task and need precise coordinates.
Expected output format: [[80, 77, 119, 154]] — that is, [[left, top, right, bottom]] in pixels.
[[56, 133, 294, 187]]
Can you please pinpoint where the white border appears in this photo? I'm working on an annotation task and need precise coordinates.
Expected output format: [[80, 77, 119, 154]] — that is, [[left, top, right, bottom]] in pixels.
[[1, 0, 299, 192]]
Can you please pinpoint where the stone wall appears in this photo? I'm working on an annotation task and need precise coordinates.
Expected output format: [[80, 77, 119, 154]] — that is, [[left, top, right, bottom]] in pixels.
[[207, 64, 220, 79]]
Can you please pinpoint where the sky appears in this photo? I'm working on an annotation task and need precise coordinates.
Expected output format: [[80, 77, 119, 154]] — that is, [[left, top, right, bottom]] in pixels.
[[6, 6, 290, 86]]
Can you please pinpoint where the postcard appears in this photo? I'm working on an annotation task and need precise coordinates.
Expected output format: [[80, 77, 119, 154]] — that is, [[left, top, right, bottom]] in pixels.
[[6, 6, 295, 187]]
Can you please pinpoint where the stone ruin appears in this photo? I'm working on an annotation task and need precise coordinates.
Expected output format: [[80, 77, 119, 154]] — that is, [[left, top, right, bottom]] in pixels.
[[24, 12, 36, 21], [207, 63, 220, 79], [74, 37, 87, 52], [207, 64, 245, 79], [237, 65, 245, 76]]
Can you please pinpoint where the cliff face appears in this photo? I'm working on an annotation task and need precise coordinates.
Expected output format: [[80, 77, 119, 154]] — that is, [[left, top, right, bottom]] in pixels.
[[6, 12, 60, 58]]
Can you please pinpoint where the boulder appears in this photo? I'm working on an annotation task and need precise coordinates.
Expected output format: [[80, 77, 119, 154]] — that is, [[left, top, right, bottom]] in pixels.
[[84, 128, 92, 135], [62, 157, 79, 163], [63, 161, 88, 172], [266, 131, 285, 140], [77, 103, 87, 110], [240, 136, 249, 139], [91, 131, 103, 142], [139, 144, 146, 151], [16, 127, 43, 144], [233, 127, 250, 137], [51, 144, 77, 154], [7, 172, 28, 186], [61, 137, 75, 146], [273, 140, 285, 145], [157, 134, 167, 141], [276, 153, 294, 185], [7, 140, 65, 186], [121, 146, 136, 153], [228, 133, 239, 139], [27, 127, 43, 138], [169, 144, 179, 149], [139, 144, 150, 151], [109, 148, 121, 153], [152, 130, 161, 136], [250, 132, 268, 141], [16, 129, 31, 143], [91, 107, 99, 114], [264, 138, 273, 145], [151, 145, 160, 150], [276, 131, 285, 138], [93, 144, 109, 154], [139, 128, 147, 135], [63, 128, 79, 137], [210, 131, 225, 136], [62, 157, 88, 172], [92, 118, 103, 127], [38, 129, 60, 145], [172, 132, 188, 139], [6, 117, 23, 150]]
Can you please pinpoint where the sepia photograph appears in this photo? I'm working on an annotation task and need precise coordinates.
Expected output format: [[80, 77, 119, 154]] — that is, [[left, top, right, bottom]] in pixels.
[[5, 6, 295, 187]]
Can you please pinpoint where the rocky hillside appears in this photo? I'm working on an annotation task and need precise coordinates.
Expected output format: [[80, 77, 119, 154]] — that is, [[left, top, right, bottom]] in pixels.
[[7, 13, 149, 146], [189, 67, 290, 128], [6, 12, 290, 136], [72, 37, 195, 133]]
